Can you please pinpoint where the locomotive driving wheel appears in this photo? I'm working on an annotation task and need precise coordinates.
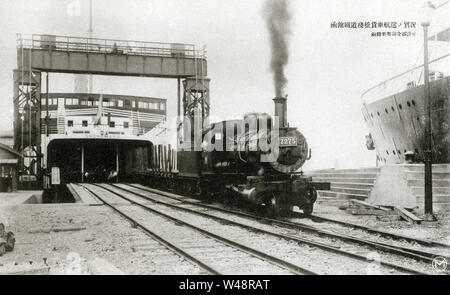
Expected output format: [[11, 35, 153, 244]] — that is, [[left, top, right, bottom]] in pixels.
[[302, 203, 314, 215], [194, 180, 204, 198], [302, 186, 317, 216], [266, 194, 278, 216], [265, 193, 291, 217]]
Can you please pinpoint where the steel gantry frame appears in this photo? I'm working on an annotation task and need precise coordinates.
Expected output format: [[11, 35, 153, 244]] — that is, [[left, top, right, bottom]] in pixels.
[[181, 47, 210, 147], [13, 63, 42, 188], [14, 33, 209, 187]]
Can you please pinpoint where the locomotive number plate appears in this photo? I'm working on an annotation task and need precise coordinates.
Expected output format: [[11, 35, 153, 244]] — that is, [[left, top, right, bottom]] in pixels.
[[279, 136, 297, 147]]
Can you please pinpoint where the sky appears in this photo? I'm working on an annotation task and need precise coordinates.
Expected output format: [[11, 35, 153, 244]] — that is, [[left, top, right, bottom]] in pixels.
[[0, 0, 448, 170]]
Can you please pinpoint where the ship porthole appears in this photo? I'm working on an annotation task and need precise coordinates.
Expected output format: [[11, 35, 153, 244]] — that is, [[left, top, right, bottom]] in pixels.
[[407, 101, 411, 107], [377, 111, 380, 116], [386, 150, 389, 155], [385, 108, 388, 114], [391, 106, 395, 112], [393, 150, 396, 155], [398, 150, 401, 155], [412, 100, 416, 106], [398, 104, 403, 109]]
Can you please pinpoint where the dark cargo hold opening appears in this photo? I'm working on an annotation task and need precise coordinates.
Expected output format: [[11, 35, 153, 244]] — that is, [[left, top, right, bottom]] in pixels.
[[46, 138, 152, 184]]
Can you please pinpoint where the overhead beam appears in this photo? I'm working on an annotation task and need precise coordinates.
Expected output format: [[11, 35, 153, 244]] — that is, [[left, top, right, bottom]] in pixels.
[[18, 48, 207, 78]]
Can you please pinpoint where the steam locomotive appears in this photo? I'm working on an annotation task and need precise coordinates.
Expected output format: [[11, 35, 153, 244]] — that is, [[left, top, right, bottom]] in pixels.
[[139, 96, 329, 215]]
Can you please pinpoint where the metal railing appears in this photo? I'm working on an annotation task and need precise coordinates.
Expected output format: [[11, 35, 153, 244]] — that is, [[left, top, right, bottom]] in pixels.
[[361, 52, 450, 103], [16, 33, 206, 59]]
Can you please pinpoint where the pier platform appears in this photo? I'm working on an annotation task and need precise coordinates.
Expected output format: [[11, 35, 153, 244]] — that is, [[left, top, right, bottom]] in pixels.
[[307, 164, 450, 212], [0, 190, 43, 206], [0, 202, 167, 274]]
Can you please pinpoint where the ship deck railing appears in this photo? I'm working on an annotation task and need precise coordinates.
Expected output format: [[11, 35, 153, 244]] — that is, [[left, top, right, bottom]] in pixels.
[[362, 52, 450, 103], [16, 33, 206, 59]]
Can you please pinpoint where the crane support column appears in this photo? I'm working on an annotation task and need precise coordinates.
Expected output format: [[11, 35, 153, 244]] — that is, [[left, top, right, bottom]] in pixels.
[[13, 69, 41, 189]]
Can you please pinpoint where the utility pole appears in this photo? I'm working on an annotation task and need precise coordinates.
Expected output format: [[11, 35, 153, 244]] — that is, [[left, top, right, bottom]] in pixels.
[[421, 4, 436, 221]]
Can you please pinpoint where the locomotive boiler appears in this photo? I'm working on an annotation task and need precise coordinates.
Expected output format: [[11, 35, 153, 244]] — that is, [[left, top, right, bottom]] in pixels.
[[199, 114, 316, 214], [143, 94, 329, 215]]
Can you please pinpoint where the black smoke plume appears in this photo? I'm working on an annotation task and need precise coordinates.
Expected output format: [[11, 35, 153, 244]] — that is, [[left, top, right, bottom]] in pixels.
[[263, 0, 292, 97]]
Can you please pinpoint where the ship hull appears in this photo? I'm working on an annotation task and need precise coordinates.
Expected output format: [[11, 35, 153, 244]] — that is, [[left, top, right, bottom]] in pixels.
[[362, 77, 450, 164]]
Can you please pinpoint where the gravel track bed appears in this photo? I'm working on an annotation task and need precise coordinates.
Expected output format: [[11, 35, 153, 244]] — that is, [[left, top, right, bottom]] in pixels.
[[103, 184, 419, 275], [313, 204, 450, 246], [119, 183, 446, 274], [86, 184, 295, 275], [289, 216, 450, 257], [0, 203, 203, 275]]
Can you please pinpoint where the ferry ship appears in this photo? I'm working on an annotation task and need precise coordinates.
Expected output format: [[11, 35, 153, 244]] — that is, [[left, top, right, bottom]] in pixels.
[[362, 30, 450, 165], [308, 6, 450, 210]]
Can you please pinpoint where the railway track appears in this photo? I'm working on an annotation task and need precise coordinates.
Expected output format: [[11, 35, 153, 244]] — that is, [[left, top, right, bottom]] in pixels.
[[300, 213, 450, 249], [81, 183, 317, 275], [84, 182, 440, 274], [117, 183, 450, 266]]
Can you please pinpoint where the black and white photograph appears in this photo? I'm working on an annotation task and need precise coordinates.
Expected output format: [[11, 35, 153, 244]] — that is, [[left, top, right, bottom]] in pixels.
[[0, 0, 449, 280]]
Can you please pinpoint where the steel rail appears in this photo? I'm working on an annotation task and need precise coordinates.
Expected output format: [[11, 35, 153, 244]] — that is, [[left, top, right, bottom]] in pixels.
[[121, 183, 450, 264], [81, 184, 221, 275], [102, 183, 429, 275], [302, 212, 450, 249], [85, 184, 316, 275], [123, 184, 450, 257]]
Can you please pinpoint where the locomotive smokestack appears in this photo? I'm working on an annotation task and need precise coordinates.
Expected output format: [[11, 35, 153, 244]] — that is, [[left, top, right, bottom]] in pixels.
[[273, 95, 288, 128], [263, 0, 291, 128]]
